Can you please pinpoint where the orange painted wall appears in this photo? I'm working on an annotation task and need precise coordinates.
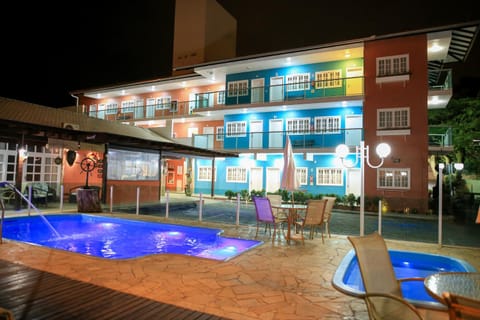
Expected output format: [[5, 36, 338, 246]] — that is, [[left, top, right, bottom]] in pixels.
[[79, 83, 225, 117], [173, 119, 224, 147], [62, 150, 103, 198], [164, 158, 185, 192], [364, 34, 429, 212]]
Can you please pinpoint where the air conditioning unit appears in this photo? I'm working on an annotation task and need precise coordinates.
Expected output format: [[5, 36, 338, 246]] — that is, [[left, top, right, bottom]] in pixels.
[[62, 122, 80, 130]]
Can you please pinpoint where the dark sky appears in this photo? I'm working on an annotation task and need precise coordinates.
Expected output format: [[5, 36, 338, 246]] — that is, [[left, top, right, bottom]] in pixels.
[[2, 1, 479, 108]]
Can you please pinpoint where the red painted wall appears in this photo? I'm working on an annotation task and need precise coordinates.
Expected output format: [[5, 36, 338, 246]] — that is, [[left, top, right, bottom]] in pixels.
[[364, 34, 429, 212]]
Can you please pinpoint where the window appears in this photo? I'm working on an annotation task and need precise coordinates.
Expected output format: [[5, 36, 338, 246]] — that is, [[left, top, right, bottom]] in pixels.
[[227, 80, 248, 97], [314, 116, 340, 134], [315, 70, 342, 89], [105, 103, 118, 115], [226, 167, 247, 183], [316, 168, 343, 186], [107, 148, 159, 180], [217, 90, 225, 105], [198, 166, 213, 181], [286, 73, 310, 92], [170, 101, 178, 112], [377, 54, 409, 77], [287, 118, 310, 135], [89, 104, 97, 117], [378, 168, 410, 189], [216, 127, 224, 141], [378, 108, 409, 129], [155, 96, 171, 110], [296, 167, 308, 185], [121, 100, 134, 113], [226, 121, 246, 137]]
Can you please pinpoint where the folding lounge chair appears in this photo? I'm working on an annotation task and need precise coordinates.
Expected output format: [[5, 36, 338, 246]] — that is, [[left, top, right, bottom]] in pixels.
[[348, 232, 446, 320]]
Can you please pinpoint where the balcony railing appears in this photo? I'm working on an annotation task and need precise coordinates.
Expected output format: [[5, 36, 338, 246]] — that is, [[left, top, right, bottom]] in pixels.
[[182, 126, 454, 153], [428, 126, 453, 148], [84, 77, 365, 121], [84, 69, 451, 121], [428, 69, 453, 92]]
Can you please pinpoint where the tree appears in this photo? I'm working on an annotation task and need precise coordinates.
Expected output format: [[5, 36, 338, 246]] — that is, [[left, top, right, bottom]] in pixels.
[[429, 98, 480, 175]]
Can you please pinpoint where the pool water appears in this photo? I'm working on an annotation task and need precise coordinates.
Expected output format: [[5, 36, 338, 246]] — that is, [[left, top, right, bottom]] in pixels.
[[2, 214, 262, 261], [332, 249, 477, 309]]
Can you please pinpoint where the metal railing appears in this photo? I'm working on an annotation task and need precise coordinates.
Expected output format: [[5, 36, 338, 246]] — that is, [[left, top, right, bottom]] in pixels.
[[84, 70, 452, 122]]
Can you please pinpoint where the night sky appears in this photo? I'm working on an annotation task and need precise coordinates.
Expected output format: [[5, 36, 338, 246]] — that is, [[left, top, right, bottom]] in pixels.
[[1, 0, 479, 108]]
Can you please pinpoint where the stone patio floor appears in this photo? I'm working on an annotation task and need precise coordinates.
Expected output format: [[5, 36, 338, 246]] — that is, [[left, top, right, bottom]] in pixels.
[[1, 207, 479, 319]]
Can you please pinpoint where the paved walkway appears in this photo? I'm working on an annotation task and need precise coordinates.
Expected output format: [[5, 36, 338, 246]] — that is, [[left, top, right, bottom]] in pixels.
[[1, 200, 479, 319]]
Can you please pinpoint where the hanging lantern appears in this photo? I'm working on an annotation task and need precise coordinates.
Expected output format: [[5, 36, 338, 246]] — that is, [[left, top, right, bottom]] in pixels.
[[66, 150, 77, 166]]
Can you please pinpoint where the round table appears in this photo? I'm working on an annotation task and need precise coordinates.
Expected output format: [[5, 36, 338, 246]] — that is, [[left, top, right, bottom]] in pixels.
[[424, 272, 480, 304]]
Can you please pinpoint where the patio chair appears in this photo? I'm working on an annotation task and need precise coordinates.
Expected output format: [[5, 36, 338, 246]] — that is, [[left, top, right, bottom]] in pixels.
[[0, 307, 14, 320], [442, 291, 480, 319], [0, 187, 15, 206], [295, 199, 327, 243], [322, 196, 336, 238], [252, 196, 284, 242], [267, 194, 288, 225], [348, 232, 443, 320]]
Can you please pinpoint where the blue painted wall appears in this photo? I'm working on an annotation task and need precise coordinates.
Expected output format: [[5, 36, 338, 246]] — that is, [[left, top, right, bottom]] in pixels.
[[225, 58, 363, 104], [194, 152, 360, 198], [223, 106, 362, 150]]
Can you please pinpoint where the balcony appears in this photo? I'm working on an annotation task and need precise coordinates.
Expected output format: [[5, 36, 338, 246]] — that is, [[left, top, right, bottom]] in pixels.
[[83, 68, 451, 121], [178, 126, 454, 154], [84, 77, 365, 121], [428, 126, 454, 153]]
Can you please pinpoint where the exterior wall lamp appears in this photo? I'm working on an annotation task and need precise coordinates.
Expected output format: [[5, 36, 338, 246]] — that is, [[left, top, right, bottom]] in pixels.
[[335, 140, 391, 236]]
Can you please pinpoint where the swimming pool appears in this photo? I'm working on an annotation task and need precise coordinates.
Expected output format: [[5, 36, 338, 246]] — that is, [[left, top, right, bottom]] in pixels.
[[1, 214, 262, 261], [332, 249, 477, 309]]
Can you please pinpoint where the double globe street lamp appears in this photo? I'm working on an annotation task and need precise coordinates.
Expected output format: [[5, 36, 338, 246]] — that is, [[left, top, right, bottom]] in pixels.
[[335, 141, 391, 236]]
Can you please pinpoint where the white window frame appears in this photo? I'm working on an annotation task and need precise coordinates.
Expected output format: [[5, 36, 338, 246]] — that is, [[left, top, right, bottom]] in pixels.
[[314, 116, 341, 134], [376, 54, 409, 83], [105, 102, 118, 115], [121, 100, 135, 113], [377, 107, 410, 129], [296, 167, 308, 185], [378, 168, 410, 189], [315, 70, 342, 89], [316, 168, 343, 186], [155, 96, 171, 110], [226, 121, 246, 137], [89, 104, 97, 117], [216, 127, 224, 141], [217, 89, 225, 105], [198, 166, 213, 181], [226, 167, 247, 183], [227, 80, 248, 97], [286, 73, 310, 92], [286, 118, 310, 135]]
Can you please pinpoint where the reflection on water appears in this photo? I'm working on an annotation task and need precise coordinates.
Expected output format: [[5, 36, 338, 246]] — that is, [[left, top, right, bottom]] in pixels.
[[2, 214, 262, 261]]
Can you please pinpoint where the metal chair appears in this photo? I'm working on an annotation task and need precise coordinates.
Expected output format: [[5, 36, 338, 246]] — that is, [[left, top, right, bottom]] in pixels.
[[252, 196, 284, 243], [348, 232, 444, 320], [443, 291, 480, 319]]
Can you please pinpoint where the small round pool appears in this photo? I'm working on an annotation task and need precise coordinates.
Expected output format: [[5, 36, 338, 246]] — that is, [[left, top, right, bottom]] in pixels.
[[332, 249, 477, 310]]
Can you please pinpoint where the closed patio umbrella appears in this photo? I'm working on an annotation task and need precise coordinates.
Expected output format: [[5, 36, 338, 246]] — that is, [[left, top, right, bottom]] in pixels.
[[281, 135, 300, 202]]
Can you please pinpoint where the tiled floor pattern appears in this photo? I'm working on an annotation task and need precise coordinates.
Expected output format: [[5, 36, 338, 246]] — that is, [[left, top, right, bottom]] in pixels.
[[1, 212, 479, 320]]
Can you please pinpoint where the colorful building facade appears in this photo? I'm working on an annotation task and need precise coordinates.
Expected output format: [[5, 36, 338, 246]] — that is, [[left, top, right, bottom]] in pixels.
[[69, 20, 479, 213]]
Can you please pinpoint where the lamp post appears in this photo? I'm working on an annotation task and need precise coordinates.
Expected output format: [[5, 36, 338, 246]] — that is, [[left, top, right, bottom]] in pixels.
[[447, 162, 464, 196], [336, 140, 391, 236]]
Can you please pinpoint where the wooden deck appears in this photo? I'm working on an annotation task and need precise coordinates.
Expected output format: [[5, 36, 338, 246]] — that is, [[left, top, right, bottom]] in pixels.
[[0, 259, 229, 320]]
